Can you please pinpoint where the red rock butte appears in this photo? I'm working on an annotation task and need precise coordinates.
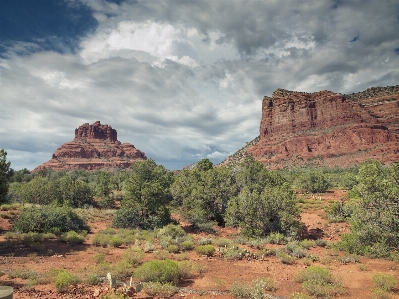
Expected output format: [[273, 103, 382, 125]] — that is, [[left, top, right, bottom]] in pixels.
[[222, 85, 399, 168], [33, 121, 146, 171]]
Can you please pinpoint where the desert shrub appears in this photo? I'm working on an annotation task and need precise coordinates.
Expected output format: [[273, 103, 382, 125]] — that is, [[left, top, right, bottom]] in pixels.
[[166, 244, 179, 253], [372, 288, 392, 299], [158, 224, 186, 238], [325, 201, 352, 223], [8, 269, 39, 280], [226, 184, 300, 238], [13, 205, 89, 234], [197, 237, 213, 245], [315, 239, 327, 247], [230, 277, 274, 299], [336, 161, 399, 258], [94, 252, 106, 264], [289, 292, 311, 299], [153, 250, 171, 260], [259, 248, 279, 257], [278, 252, 296, 265], [295, 171, 331, 194], [59, 230, 86, 245], [92, 230, 123, 248], [299, 239, 315, 249], [195, 222, 218, 233], [195, 245, 215, 256], [295, 266, 344, 298], [222, 246, 248, 261], [121, 247, 144, 266], [142, 282, 177, 297], [112, 259, 133, 279], [372, 273, 397, 292], [230, 282, 251, 299], [85, 273, 101, 285], [52, 269, 81, 292], [266, 232, 287, 244], [134, 259, 180, 283], [113, 206, 171, 230], [176, 261, 194, 279], [180, 240, 194, 251], [214, 238, 233, 247], [286, 241, 307, 258], [247, 238, 268, 249]]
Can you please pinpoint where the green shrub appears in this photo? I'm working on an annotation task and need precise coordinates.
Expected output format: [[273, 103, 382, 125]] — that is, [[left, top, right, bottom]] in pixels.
[[134, 259, 180, 283], [278, 252, 296, 265], [8, 269, 39, 280], [197, 237, 213, 245], [295, 171, 331, 194], [52, 269, 81, 292], [230, 282, 251, 299], [13, 206, 89, 234], [299, 239, 315, 249], [176, 261, 194, 279], [373, 288, 392, 299], [121, 247, 144, 266], [372, 273, 397, 292], [94, 252, 106, 264], [158, 224, 186, 238], [289, 292, 311, 299], [286, 241, 307, 258], [59, 230, 85, 245], [142, 282, 177, 297], [195, 245, 215, 256], [230, 277, 274, 299], [214, 238, 232, 247], [223, 246, 247, 261], [166, 244, 179, 253], [153, 250, 171, 260], [267, 232, 286, 245], [295, 266, 344, 297], [85, 273, 101, 285], [180, 240, 194, 251]]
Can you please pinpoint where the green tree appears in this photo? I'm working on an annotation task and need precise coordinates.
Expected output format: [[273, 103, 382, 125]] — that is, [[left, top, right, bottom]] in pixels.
[[196, 158, 213, 171], [295, 171, 331, 193], [58, 176, 93, 207], [0, 149, 12, 202], [337, 160, 399, 257], [95, 171, 112, 197], [225, 183, 299, 237], [171, 166, 235, 226], [114, 159, 174, 229]]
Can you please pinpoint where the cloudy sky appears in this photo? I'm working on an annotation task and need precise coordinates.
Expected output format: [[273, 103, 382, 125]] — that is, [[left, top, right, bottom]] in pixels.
[[1, 0, 398, 171]]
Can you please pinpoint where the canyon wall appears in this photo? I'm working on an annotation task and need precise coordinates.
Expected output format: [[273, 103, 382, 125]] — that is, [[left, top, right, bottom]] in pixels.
[[223, 85, 399, 168]]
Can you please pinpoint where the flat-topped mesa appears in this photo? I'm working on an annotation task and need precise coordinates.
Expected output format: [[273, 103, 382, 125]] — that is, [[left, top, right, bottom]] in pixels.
[[75, 121, 117, 142], [33, 121, 146, 172], [220, 85, 399, 169], [261, 90, 367, 140]]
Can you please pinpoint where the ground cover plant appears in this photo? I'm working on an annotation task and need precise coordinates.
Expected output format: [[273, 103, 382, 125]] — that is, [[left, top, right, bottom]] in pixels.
[[1, 154, 399, 298]]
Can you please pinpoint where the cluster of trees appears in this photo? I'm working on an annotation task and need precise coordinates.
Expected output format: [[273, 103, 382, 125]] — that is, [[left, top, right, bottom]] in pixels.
[[172, 156, 300, 237], [2, 147, 399, 257]]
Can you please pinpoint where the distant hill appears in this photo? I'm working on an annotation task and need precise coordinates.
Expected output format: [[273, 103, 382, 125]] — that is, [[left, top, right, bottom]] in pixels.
[[220, 85, 399, 169]]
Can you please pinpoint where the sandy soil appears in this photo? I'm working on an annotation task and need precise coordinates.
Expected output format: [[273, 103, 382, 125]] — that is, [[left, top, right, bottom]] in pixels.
[[0, 189, 398, 299]]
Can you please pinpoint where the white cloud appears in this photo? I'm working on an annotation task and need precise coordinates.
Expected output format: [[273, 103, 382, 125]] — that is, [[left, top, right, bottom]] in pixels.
[[1, 0, 398, 170]]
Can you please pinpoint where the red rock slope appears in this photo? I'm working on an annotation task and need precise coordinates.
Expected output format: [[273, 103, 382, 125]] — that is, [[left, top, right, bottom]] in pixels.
[[223, 85, 399, 168], [33, 121, 146, 171]]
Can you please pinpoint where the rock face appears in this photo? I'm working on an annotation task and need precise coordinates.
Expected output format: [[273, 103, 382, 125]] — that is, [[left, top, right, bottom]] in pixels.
[[222, 85, 399, 168], [34, 121, 146, 171]]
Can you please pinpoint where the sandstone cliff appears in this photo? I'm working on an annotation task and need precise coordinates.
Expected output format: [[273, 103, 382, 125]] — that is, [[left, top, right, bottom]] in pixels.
[[34, 121, 146, 171], [222, 85, 399, 168]]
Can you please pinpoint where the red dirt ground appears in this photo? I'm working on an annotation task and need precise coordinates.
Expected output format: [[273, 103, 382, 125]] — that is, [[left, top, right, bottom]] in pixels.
[[0, 189, 398, 299]]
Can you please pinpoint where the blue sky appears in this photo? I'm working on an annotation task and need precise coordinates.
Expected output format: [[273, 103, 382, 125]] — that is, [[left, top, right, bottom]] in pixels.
[[1, 0, 399, 171]]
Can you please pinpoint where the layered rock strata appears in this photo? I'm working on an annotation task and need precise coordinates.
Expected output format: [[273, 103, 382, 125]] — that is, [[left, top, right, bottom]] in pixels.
[[34, 121, 146, 171], [222, 85, 399, 168]]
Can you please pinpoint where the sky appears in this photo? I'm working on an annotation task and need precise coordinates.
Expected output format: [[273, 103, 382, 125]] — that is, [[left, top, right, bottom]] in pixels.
[[1, 0, 399, 171]]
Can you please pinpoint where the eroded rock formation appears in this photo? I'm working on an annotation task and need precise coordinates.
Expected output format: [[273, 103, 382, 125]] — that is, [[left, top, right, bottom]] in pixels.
[[222, 85, 399, 168], [34, 121, 146, 171]]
